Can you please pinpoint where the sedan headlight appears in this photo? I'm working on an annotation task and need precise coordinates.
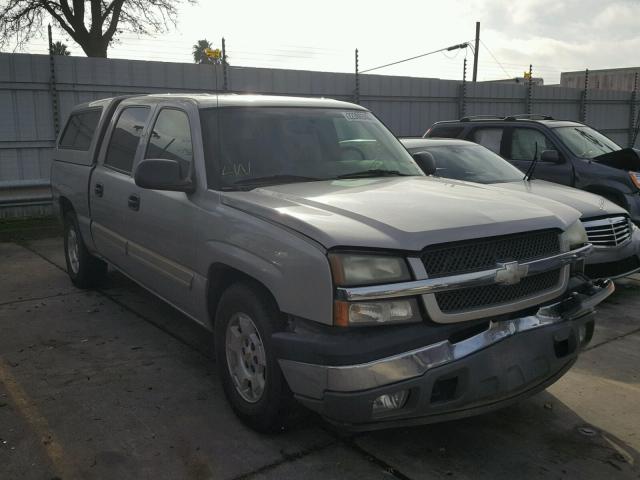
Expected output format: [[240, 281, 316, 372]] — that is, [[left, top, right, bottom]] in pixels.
[[329, 253, 419, 327], [329, 253, 411, 286], [562, 220, 588, 249]]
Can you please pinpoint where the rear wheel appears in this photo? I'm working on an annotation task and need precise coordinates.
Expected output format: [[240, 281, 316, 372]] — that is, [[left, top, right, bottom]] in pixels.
[[63, 212, 107, 288], [214, 282, 292, 432]]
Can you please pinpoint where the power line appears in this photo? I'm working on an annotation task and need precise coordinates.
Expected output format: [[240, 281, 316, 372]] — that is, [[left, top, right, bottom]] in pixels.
[[359, 42, 469, 74], [479, 39, 512, 78]]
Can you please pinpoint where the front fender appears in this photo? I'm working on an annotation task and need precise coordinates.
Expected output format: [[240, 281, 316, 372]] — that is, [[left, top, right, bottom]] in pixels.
[[200, 216, 334, 326]]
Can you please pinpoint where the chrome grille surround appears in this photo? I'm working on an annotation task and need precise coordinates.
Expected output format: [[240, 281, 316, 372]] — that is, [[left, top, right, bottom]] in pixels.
[[582, 216, 631, 247]]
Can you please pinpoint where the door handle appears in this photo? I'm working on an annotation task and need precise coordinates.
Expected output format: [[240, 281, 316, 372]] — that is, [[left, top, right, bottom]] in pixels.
[[94, 183, 104, 197], [128, 194, 140, 211]]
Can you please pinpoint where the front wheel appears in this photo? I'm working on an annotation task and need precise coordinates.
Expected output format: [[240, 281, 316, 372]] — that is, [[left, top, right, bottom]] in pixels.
[[214, 283, 292, 432], [63, 212, 107, 288]]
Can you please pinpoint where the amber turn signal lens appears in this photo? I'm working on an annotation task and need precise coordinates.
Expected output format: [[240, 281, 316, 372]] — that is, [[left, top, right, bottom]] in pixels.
[[333, 300, 350, 327]]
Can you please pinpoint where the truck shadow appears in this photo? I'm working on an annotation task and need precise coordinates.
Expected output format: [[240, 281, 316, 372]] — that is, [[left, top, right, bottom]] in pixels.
[[98, 269, 640, 478]]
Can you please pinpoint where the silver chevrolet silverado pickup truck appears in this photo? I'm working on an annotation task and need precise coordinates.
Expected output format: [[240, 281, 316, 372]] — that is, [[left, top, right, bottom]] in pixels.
[[51, 94, 614, 432]]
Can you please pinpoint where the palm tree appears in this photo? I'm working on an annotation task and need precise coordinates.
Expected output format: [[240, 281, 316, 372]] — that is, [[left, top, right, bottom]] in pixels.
[[193, 39, 213, 64], [51, 41, 70, 56]]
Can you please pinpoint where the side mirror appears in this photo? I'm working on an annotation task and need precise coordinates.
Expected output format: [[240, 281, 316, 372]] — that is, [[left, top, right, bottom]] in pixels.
[[540, 150, 562, 163], [412, 151, 437, 175], [134, 159, 195, 193]]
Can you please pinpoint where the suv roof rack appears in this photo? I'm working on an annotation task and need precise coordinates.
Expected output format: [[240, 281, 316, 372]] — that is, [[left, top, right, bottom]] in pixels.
[[504, 114, 554, 121], [459, 115, 504, 122]]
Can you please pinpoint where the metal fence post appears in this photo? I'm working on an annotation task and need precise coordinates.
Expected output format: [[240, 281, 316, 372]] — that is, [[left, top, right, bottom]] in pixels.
[[459, 57, 467, 118], [354, 49, 360, 104], [222, 37, 229, 91], [629, 72, 638, 147], [580, 68, 589, 123], [526, 64, 533, 114], [47, 24, 60, 137]]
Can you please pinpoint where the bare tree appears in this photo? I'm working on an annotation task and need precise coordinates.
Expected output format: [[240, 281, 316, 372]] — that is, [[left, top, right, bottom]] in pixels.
[[51, 40, 70, 55], [0, 0, 193, 57]]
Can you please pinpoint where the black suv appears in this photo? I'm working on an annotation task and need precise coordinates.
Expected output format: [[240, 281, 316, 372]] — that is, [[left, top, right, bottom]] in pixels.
[[424, 115, 640, 224]]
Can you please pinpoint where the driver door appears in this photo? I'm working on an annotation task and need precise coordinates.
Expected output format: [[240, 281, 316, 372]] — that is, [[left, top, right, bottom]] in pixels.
[[505, 127, 573, 185]]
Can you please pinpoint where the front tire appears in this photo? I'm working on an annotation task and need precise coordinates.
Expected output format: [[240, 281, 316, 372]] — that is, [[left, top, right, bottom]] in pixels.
[[214, 283, 292, 432], [63, 212, 107, 288]]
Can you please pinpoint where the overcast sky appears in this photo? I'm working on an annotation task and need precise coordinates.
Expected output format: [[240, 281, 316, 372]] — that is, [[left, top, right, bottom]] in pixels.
[[8, 0, 640, 84]]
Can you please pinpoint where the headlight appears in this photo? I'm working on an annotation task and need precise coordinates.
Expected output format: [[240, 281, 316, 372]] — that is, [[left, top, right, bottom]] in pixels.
[[329, 253, 419, 326], [562, 220, 588, 249], [329, 253, 411, 286]]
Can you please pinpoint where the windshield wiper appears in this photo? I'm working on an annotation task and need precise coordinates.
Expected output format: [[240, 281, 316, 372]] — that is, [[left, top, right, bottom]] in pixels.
[[334, 169, 412, 179], [229, 174, 324, 189]]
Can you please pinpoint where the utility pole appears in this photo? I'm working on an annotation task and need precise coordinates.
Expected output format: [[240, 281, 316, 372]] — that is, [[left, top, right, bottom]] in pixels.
[[472, 21, 480, 82]]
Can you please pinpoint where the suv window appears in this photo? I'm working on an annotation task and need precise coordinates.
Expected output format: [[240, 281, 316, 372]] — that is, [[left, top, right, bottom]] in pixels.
[[145, 109, 193, 179], [427, 125, 464, 138], [471, 128, 503, 154], [509, 128, 557, 161], [104, 107, 150, 173], [59, 109, 102, 151]]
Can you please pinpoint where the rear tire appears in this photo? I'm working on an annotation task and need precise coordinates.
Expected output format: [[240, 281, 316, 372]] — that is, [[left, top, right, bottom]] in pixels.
[[63, 212, 107, 288], [214, 282, 292, 433]]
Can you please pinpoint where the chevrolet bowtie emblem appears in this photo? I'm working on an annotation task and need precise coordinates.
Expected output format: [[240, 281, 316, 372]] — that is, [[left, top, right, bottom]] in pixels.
[[495, 261, 529, 285]]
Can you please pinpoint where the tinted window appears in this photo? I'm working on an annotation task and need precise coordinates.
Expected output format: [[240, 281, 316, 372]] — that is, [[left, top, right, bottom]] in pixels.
[[199, 108, 423, 189], [145, 109, 193, 179], [59, 109, 102, 151], [426, 125, 464, 138], [104, 107, 150, 173], [510, 128, 557, 161], [471, 128, 503, 154]]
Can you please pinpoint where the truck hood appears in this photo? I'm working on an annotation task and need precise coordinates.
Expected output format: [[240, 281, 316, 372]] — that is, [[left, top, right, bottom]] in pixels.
[[491, 180, 626, 220], [221, 177, 581, 251]]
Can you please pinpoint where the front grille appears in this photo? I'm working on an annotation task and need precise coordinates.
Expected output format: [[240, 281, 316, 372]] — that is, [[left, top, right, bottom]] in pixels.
[[422, 229, 560, 278], [436, 269, 561, 313], [585, 256, 640, 279], [583, 216, 631, 247]]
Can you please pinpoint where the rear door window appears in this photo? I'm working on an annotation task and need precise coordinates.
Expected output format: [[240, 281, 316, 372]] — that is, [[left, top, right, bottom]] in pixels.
[[59, 109, 102, 151], [509, 128, 558, 161], [104, 107, 150, 174], [470, 127, 504, 155]]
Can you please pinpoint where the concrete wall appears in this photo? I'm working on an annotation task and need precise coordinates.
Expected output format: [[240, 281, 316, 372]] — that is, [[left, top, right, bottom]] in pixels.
[[1, 52, 639, 217], [561, 68, 640, 92]]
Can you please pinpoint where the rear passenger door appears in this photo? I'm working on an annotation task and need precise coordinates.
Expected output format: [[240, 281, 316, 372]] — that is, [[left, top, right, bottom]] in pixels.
[[468, 127, 507, 156], [90, 105, 152, 270], [505, 127, 573, 185]]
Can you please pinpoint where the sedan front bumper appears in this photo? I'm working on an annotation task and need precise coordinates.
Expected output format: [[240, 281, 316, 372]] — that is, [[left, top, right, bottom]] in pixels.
[[585, 229, 640, 279], [277, 279, 614, 430]]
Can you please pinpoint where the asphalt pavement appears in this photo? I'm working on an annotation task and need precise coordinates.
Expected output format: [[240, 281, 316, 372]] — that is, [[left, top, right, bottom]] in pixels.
[[1, 237, 639, 479]]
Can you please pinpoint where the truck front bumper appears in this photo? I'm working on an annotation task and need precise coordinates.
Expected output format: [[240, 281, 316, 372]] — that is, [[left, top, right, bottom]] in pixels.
[[277, 279, 614, 431]]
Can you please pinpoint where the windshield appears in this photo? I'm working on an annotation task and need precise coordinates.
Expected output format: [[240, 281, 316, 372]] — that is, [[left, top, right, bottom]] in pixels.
[[417, 144, 524, 184], [199, 107, 423, 189], [554, 126, 621, 159]]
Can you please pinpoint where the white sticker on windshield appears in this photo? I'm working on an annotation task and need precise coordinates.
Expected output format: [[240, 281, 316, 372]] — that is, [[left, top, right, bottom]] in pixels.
[[343, 111, 374, 122]]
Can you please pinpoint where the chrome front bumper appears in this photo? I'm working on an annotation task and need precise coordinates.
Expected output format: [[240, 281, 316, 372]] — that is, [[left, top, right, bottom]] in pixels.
[[279, 279, 614, 400]]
